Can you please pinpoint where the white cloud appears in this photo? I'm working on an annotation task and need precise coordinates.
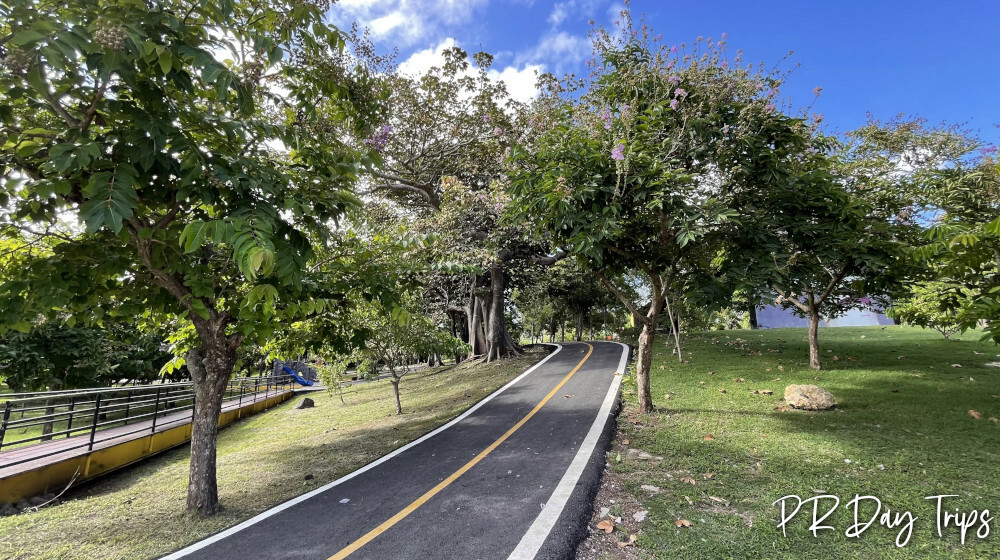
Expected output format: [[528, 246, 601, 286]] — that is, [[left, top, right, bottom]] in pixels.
[[548, 3, 568, 27], [516, 30, 592, 74], [398, 39, 540, 103], [370, 11, 407, 36], [331, 0, 489, 48], [397, 38, 459, 77], [488, 64, 543, 104]]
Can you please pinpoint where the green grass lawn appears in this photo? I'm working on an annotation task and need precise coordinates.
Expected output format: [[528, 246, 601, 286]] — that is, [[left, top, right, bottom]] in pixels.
[[607, 326, 1000, 559], [0, 350, 544, 560]]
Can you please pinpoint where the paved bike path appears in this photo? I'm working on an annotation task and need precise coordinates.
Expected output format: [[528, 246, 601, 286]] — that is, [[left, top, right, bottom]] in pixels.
[[163, 341, 628, 560]]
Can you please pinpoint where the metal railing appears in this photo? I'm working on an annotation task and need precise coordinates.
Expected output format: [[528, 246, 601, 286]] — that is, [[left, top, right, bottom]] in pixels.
[[0, 374, 295, 468]]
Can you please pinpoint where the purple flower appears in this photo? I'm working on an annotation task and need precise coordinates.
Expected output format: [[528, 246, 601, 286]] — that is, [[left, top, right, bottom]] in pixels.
[[655, 34, 663, 41], [671, 45, 678, 53], [667, 75, 679, 86], [611, 143, 625, 161], [981, 145, 998, 155], [721, 60, 728, 68], [494, 127, 503, 136], [600, 109, 612, 130], [483, 114, 490, 123], [670, 99, 679, 110], [362, 124, 393, 152], [765, 103, 776, 112], [722, 124, 730, 134], [674, 87, 687, 98], [858, 297, 871, 305]]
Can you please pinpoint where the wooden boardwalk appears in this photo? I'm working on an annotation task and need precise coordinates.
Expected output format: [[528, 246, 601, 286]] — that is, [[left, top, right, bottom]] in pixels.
[[0, 388, 295, 502]]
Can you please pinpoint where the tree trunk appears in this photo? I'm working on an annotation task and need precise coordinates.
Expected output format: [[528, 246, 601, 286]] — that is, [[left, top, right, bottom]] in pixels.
[[484, 263, 520, 361], [560, 321, 565, 342], [808, 309, 822, 370], [749, 305, 759, 330], [635, 318, 657, 414], [184, 339, 238, 516], [391, 378, 402, 415], [663, 291, 682, 362], [575, 310, 584, 341]]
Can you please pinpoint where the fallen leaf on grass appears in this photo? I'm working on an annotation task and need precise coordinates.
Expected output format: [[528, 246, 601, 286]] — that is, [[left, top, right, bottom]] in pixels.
[[681, 476, 698, 485], [897, 356, 906, 360], [702, 473, 715, 479], [663, 393, 672, 400], [990, 417, 999, 423], [709, 496, 728, 505], [718, 388, 727, 394], [617, 534, 637, 548], [734, 378, 745, 383], [848, 357, 858, 362], [703, 433, 715, 441], [675, 519, 693, 528], [952, 364, 963, 368], [596, 519, 614, 533], [622, 438, 630, 445], [969, 410, 983, 419], [993, 394, 1000, 399], [708, 370, 716, 375], [659, 365, 665, 370], [751, 389, 774, 395], [831, 356, 839, 361], [773, 405, 789, 412]]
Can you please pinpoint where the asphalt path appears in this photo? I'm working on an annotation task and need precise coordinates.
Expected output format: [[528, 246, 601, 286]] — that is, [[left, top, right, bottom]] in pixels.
[[163, 341, 629, 560]]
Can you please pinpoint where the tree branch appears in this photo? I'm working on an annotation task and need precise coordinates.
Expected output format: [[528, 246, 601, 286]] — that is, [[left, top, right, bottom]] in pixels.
[[772, 284, 810, 313], [816, 263, 849, 305], [532, 248, 568, 266], [596, 270, 650, 326]]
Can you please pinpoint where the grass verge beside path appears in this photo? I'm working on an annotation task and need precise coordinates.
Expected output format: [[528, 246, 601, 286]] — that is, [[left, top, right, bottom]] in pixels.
[[582, 326, 1000, 559], [0, 349, 546, 560]]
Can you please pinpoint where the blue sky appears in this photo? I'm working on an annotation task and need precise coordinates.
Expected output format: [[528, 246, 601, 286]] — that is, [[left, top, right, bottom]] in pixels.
[[330, 0, 998, 144]]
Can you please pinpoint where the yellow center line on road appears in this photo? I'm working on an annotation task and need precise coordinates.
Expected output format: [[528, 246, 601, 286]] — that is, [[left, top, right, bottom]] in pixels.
[[327, 343, 595, 560]]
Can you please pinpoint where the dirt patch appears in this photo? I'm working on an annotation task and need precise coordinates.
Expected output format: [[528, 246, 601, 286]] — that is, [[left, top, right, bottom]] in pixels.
[[575, 446, 647, 560]]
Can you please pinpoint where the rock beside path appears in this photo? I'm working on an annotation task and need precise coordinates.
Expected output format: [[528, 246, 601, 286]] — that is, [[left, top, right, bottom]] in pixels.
[[784, 384, 836, 410], [295, 397, 315, 410]]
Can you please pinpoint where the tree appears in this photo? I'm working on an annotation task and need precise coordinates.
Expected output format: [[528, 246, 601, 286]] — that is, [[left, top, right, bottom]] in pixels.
[[360, 47, 529, 362], [917, 158, 1000, 341], [347, 297, 467, 415], [887, 281, 973, 339], [837, 117, 997, 343], [0, 0, 381, 514], [507, 14, 811, 412]]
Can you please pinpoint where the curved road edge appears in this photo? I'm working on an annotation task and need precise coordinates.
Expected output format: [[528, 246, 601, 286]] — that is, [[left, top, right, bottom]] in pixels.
[[508, 341, 631, 560]]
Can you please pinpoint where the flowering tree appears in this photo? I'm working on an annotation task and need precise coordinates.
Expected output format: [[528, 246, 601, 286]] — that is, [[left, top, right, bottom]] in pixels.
[[507, 12, 815, 412], [361, 48, 531, 362], [0, 0, 382, 514]]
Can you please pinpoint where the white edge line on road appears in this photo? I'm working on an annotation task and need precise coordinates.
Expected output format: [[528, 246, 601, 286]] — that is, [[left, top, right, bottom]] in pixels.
[[506, 341, 629, 560], [161, 344, 565, 560]]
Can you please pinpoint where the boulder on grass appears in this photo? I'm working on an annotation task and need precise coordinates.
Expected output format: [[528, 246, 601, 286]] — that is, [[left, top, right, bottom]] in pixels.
[[295, 397, 315, 410], [784, 384, 836, 410]]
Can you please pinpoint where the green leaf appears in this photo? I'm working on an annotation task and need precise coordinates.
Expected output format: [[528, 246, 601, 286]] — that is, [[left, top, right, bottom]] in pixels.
[[158, 50, 173, 75], [11, 30, 48, 47]]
